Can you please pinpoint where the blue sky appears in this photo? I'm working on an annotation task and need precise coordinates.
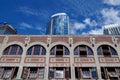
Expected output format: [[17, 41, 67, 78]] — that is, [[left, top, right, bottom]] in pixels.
[[0, 0, 120, 35]]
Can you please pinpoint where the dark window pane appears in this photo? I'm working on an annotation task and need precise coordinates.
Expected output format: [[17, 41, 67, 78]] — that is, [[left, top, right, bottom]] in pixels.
[[80, 51, 87, 57], [64, 47, 69, 55], [3, 45, 22, 55], [34, 45, 40, 55], [18, 47, 23, 55], [29, 68, 37, 79], [27, 47, 32, 55], [110, 47, 117, 55], [82, 71, 90, 78], [97, 47, 102, 55], [3, 68, 12, 79], [102, 46, 111, 56], [91, 68, 97, 78], [49, 68, 54, 78], [65, 67, 70, 78], [56, 51, 63, 57], [50, 45, 69, 56], [75, 67, 79, 78], [50, 48, 55, 55], [88, 47, 93, 55], [74, 47, 78, 55], [27, 45, 46, 55], [3, 47, 10, 55], [42, 48, 46, 55], [0, 67, 3, 77], [39, 67, 44, 78], [10, 45, 18, 55], [116, 68, 120, 73], [82, 68, 90, 78], [74, 45, 93, 56]]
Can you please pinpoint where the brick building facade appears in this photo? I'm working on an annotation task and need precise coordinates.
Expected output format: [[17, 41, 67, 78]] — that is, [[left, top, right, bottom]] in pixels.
[[0, 35, 120, 80]]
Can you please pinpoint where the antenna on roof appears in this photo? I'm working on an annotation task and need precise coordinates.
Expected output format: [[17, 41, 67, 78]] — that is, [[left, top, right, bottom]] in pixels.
[[0, 22, 9, 26]]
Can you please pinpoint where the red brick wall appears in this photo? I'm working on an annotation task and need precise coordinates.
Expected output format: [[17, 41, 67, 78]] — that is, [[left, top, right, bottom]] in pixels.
[[73, 36, 90, 44], [51, 36, 69, 43], [7, 36, 26, 44], [95, 36, 113, 44], [30, 36, 47, 43], [2, 35, 120, 45], [0, 36, 4, 43]]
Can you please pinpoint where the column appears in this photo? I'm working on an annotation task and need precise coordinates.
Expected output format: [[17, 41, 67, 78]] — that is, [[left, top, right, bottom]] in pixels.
[[69, 37, 75, 80], [16, 48, 26, 79], [16, 66, 23, 79], [45, 36, 51, 79], [93, 46, 102, 79]]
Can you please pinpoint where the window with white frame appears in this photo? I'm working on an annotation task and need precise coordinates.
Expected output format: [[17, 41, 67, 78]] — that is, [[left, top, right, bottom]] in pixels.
[[97, 45, 117, 57], [3, 45, 23, 55], [27, 45, 46, 55], [75, 67, 97, 79], [0, 67, 18, 79], [50, 45, 69, 56], [74, 45, 93, 57], [49, 67, 71, 79], [22, 67, 45, 79]]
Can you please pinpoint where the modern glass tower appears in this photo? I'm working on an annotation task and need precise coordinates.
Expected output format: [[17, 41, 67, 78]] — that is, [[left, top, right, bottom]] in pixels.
[[103, 24, 120, 35], [46, 13, 70, 35]]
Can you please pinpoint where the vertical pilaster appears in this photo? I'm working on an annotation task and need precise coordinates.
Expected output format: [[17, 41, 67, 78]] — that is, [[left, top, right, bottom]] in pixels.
[[16, 35, 30, 79], [90, 37, 102, 79], [93, 46, 102, 79], [0, 36, 8, 57], [45, 50, 49, 80], [45, 36, 51, 80], [16, 66, 23, 79], [69, 37, 75, 80]]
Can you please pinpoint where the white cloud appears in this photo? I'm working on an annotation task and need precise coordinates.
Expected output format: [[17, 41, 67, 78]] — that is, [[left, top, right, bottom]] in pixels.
[[71, 22, 86, 34], [19, 22, 33, 29], [88, 28, 103, 35], [83, 18, 98, 27], [71, 29, 76, 34], [74, 22, 86, 30], [82, 28, 103, 35], [101, 8, 120, 25], [70, 18, 98, 34], [104, 0, 120, 6]]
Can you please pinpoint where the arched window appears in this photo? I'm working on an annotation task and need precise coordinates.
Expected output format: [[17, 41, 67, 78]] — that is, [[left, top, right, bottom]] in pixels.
[[74, 45, 93, 57], [27, 45, 46, 55], [3, 44, 23, 55], [50, 45, 69, 56], [97, 45, 117, 57]]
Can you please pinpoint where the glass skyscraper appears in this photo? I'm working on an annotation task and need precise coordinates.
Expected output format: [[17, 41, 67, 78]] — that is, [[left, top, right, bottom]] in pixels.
[[46, 13, 70, 35], [103, 24, 120, 35], [0, 25, 17, 35]]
